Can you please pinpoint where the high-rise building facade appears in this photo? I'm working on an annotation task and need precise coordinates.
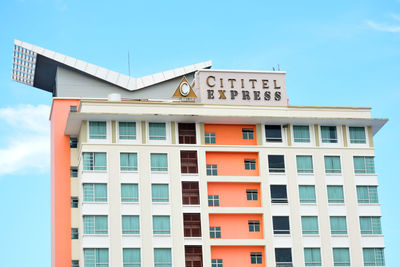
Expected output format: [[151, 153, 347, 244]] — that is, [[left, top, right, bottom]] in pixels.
[[12, 40, 387, 267]]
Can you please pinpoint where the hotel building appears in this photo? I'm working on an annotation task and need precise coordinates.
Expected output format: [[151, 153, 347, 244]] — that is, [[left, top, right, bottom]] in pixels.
[[12, 40, 387, 267]]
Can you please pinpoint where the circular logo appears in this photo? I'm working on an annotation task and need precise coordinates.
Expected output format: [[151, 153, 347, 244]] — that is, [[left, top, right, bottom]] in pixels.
[[179, 82, 190, 97]]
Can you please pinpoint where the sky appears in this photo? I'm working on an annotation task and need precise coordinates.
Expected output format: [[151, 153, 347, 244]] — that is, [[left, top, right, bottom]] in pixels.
[[0, 0, 399, 266]]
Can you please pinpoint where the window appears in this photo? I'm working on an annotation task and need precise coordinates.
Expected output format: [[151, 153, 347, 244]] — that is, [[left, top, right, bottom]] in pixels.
[[248, 221, 260, 232], [205, 132, 216, 144], [154, 248, 172, 267], [83, 152, 107, 171], [84, 248, 109, 267], [71, 197, 78, 208], [293, 125, 310, 143], [246, 189, 258, 201], [70, 137, 78, 148], [180, 151, 198, 173], [183, 213, 201, 237], [208, 195, 220, 206], [244, 159, 256, 170], [71, 228, 79, 239], [120, 153, 138, 171], [152, 184, 169, 202], [324, 156, 341, 174], [321, 126, 337, 143], [268, 155, 285, 173], [354, 156, 375, 174], [121, 184, 138, 203], [83, 215, 108, 234], [70, 105, 78, 112], [212, 259, 223, 267], [206, 164, 218, 176], [89, 121, 107, 139], [153, 216, 170, 235], [182, 182, 200, 205], [119, 122, 136, 140], [360, 217, 382, 235], [122, 215, 140, 234], [149, 122, 166, 140], [70, 167, 78, 178], [178, 123, 196, 144], [333, 248, 350, 266], [273, 216, 290, 234], [83, 184, 107, 202], [357, 186, 379, 204], [304, 248, 321, 266], [275, 248, 292, 266], [327, 186, 344, 204], [363, 248, 385, 266], [296, 155, 313, 173], [242, 128, 254, 139], [270, 185, 288, 203], [71, 260, 79, 267], [265, 125, 282, 142], [349, 126, 366, 144], [299, 185, 316, 204], [123, 248, 140, 267], [250, 252, 262, 264], [151, 153, 168, 172], [185, 246, 203, 267], [210, 226, 221, 238], [330, 216, 347, 235], [301, 216, 319, 235]]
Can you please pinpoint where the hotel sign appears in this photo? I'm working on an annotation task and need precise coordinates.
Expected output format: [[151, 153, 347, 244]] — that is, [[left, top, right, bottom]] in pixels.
[[194, 70, 287, 106]]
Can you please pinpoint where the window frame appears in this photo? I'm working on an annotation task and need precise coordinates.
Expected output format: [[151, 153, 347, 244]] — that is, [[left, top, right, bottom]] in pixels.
[[208, 195, 220, 207], [353, 156, 375, 174], [211, 259, 223, 267], [118, 121, 137, 141], [83, 215, 108, 235], [301, 216, 319, 235], [272, 216, 290, 235], [327, 185, 345, 204], [82, 152, 107, 171], [122, 215, 140, 235], [148, 122, 169, 143], [246, 189, 258, 201], [84, 248, 109, 267], [264, 124, 283, 143], [121, 184, 139, 203], [83, 183, 108, 203], [150, 153, 168, 172], [242, 128, 255, 140], [324, 155, 342, 174], [332, 248, 350, 266], [152, 215, 171, 235], [120, 152, 138, 172], [292, 125, 311, 143], [268, 155, 285, 173], [248, 220, 261, 232], [206, 164, 218, 176], [296, 155, 314, 174], [357, 186, 379, 204], [88, 121, 108, 140], [209, 226, 221, 238], [330, 216, 348, 235], [348, 126, 368, 146], [123, 248, 141, 267], [244, 159, 257, 170], [270, 185, 288, 204], [151, 184, 169, 203], [250, 252, 263, 264], [299, 185, 316, 204], [205, 132, 216, 144]]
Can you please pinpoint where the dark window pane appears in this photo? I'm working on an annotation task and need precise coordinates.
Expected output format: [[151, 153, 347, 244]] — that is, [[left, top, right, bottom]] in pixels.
[[181, 151, 198, 174], [265, 125, 282, 142], [182, 182, 200, 205], [179, 123, 196, 144], [270, 185, 288, 203], [275, 248, 292, 263], [273, 216, 290, 234], [184, 213, 201, 237], [268, 155, 285, 172]]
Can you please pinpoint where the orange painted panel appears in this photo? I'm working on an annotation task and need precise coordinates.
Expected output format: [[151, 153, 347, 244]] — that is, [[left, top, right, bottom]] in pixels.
[[211, 246, 266, 267], [204, 124, 257, 145], [51, 99, 80, 267], [206, 152, 259, 176], [209, 214, 264, 239], [208, 182, 261, 207]]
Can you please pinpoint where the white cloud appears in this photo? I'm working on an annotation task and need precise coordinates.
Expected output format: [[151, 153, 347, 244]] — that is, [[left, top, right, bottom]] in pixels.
[[0, 105, 50, 176], [367, 14, 400, 33]]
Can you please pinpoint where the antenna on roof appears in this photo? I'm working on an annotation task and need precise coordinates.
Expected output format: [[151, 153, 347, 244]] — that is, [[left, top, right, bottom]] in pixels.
[[278, 64, 280, 71], [128, 50, 131, 77]]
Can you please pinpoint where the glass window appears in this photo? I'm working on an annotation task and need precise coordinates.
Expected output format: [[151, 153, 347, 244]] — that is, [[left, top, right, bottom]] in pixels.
[[360, 217, 382, 235], [119, 122, 136, 140], [297, 155, 313, 173], [89, 121, 107, 139], [333, 248, 350, 266], [244, 159, 256, 170], [248, 221, 260, 232], [321, 126, 337, 143], [83, 152, 107, 171], [363, 248, 385, 266], [71, 197, 79, 208], [250, 252, 262, 264], [84, 248, 109, 267], [83, 215, 108, 234], [268, 155, 285, 173], [149, 122, 166, 140], [212, 259, 223, 267], [302, 216, 319, 235], [246, 189, 258, 201], [153, 216, 170, 234], [123, 248, 140, 267], [242, 128, 254, 139], [180, 150, 198, 174], [205, 132, 216, 144], [293, 125, 310, 143], [71, 228, 78, 239], [273, 216, 290, 234], [151, 153, 168, 172], [154, 248, 172, 267], [265, 125, 282, 142], [206, 164, 218, 176], [121, 184, 138, 202], [349, 126, 366, 144], [354, 156, 375, 174], [304, 248, 321, 266], [270, 185, 288, 203], [83, 184, 107, 202], [72, 260, 79, 267], [299, 185, 316, 204], [70, 137, 78, 148], [152, 184, 169, 202], [324, 156, 341, 174], [208, 195, 219, 207], [327, 186, 344, 204], [210, 226, 221, 238], [120, 153, 138, 171], [330, 216, 347, 235], [178, 123, 196, 144], [357, 186, 379, 204], [70, 167, 78, 178], [122, 215, 140, 234], [275, 248, 292, 265]]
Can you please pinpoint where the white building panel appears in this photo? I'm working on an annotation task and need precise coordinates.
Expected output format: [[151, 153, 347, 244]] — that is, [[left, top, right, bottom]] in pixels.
[[81, 203, 109, 215], [82, 236, 110, 248], [120, 203, 140, 215]]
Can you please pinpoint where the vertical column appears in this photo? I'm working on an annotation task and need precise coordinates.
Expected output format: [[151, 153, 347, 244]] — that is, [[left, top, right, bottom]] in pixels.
[[199, 123, 205, 145], [314, 125, 320, 147], [171, 122, 176, 144], [286, 124, 292, 146], [342, 125, 348, 147], [256, 124, 263, 146], [367, 126, 374, 147], [112, 121, 116, 143], [141, 121, 146, 144]]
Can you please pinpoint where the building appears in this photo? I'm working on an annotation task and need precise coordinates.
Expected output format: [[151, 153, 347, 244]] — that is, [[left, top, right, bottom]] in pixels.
[[12, 39, 388, 267]]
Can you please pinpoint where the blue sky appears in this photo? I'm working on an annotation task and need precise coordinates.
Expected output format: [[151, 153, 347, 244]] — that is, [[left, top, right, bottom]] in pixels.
[[1, 0, 399, 266]]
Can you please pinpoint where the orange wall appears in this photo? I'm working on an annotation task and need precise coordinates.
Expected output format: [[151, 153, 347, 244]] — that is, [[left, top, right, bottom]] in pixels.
[[209, 214, 264, 239], [208, 182, 261, 207], [51, 99, 80, 267], [204, 124, 257, 145], [206, 152, 259, 176], [211, 246, 265, 267]]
